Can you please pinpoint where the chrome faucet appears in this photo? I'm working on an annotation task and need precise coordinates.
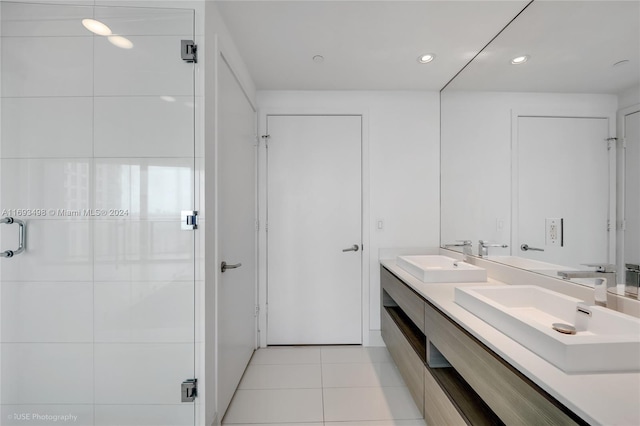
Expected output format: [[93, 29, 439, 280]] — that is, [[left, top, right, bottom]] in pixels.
[[478, 240, 508, 257], [557, 264, 617, 307], [444, 240, 473, 255]]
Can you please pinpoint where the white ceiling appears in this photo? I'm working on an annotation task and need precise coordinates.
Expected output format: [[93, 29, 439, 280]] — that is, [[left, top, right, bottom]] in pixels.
[[215, 0, 529, 90], [446, 0, 640, 94]]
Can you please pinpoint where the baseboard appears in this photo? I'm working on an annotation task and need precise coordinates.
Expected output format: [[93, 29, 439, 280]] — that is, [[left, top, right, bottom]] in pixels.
[[365, 329, 384, 346], [210, 413, 219, 426]]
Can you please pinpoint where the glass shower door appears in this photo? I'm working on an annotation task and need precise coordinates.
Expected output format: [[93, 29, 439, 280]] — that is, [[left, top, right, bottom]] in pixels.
[[0, 2, 196, 425]]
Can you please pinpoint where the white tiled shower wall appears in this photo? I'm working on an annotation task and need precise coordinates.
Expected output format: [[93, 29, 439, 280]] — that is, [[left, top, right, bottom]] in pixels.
[[0, 2, 206, 424]]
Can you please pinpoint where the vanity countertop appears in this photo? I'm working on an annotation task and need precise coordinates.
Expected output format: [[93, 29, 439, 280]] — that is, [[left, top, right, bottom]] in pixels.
[[380, 258, 640, 426]]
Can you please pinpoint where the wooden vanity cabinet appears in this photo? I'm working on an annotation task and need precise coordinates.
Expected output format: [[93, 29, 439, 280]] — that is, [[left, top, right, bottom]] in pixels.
[[380, 265, 586, 426]]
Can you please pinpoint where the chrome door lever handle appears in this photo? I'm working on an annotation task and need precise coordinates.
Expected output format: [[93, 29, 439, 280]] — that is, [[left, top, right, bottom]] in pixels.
[[342, 244, 359, 252], [520, 244, 544, 252], [1, 217, 26, 258], [221, 261, 242, 273]]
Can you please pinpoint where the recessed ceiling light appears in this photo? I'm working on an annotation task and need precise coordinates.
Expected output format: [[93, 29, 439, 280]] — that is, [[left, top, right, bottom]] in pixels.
[[511, 55, 529, 65], [313, 55, 324, 63], [82, 18, 112, 36], [417, 54, 435, 64], [108, 35, 134, 49], [160, 96, 176, 103]]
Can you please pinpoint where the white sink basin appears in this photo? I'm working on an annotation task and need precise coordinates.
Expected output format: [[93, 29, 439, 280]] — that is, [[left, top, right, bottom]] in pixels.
[[396, 255, 486, 283], [455, 285, 640, 373]]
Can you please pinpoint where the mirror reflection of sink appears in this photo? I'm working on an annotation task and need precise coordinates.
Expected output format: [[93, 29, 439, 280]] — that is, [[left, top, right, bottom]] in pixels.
[[455, 285, 640, 373], [484, 257, 604, 287], [485, 256, 573, 271], [396, 255, 486, 283]]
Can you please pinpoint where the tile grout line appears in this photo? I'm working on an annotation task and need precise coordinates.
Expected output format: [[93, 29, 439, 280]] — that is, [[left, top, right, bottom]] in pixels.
[[319, 348, 325, 425], [91, 7, 96, 423], [240, 347, 419, 425]]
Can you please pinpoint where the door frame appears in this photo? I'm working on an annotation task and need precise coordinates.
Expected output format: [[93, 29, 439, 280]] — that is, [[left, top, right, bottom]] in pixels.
[[616, 103, 640, 281], [213, 51, 259, 420], [257, 108, 371, 348], [511, 108, 616, 265]]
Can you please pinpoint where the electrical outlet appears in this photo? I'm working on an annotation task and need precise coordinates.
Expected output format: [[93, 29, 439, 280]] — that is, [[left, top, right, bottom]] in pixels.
[[545, 218, 563, 246]]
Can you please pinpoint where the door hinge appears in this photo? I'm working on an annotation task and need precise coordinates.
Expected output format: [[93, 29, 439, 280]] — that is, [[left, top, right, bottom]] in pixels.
[[620, 219, 627, 231], [181, 40, 197, 63], [181, 210, 198, 230], [181, 378, 197, 402], [255, 305, 260, 317], [255, 219, 260, 231], [607, 219, 611, 232], [606, 137, 617, 151], [262, 134, 270, 148]]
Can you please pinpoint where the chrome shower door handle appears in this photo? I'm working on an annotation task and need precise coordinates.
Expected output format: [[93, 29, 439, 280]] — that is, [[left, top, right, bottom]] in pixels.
[[221, 261, 242, 273], [1, 217, 26, 258], [342, 244, 359, 252]]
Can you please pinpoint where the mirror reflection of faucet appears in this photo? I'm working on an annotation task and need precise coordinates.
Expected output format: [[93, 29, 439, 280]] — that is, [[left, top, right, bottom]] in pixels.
[[557, 264, 617, 307], [444, 240, 473, 256], [625, 264, 639, 299], [478, 240, 508, 257]]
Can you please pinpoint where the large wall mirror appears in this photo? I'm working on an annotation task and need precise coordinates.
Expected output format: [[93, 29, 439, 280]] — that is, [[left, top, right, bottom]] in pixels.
[[440, 0, 640, 297]]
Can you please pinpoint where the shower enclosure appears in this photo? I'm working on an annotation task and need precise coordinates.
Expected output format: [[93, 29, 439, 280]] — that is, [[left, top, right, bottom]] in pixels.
[[0, 2, 198, 425]]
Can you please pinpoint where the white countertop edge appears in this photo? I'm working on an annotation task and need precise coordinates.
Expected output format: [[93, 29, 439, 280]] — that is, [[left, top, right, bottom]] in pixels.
[[380, 259, 640, 426]]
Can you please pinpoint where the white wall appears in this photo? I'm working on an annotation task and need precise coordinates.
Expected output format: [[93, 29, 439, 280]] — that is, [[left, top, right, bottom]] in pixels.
[[441, 91, 618, 259], [618, 84, 640, 110], [255, 91, 440, 344]]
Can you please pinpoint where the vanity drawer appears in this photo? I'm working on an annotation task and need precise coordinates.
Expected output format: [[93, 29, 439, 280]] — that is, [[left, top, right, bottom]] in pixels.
[[424, 367, 466, 426], [381, 307, 424, 416], [424, 302, 582, 425], [381, 266, 425, 332]]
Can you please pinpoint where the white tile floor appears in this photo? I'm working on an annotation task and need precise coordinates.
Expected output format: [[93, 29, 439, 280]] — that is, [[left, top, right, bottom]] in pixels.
[[222, 346, 427, 426]]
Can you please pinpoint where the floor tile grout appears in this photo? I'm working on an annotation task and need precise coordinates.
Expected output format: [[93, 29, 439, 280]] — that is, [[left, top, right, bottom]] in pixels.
[[223, 347, 424, 426], [319, 347, 325, 423]]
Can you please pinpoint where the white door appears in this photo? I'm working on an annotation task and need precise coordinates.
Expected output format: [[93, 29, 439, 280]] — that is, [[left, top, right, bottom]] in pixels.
[[217, 60, 257, 416], [624, 111, 640, 265], [516, 116, 610, 269], [266, 115, 362, 345]]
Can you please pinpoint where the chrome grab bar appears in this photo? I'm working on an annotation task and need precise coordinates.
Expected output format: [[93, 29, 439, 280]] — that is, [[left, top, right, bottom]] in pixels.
[[520, 244, 544, 252], [1, 217, 26, 258], [342, 244, 359, 252], [221, 261, 242, 273]]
